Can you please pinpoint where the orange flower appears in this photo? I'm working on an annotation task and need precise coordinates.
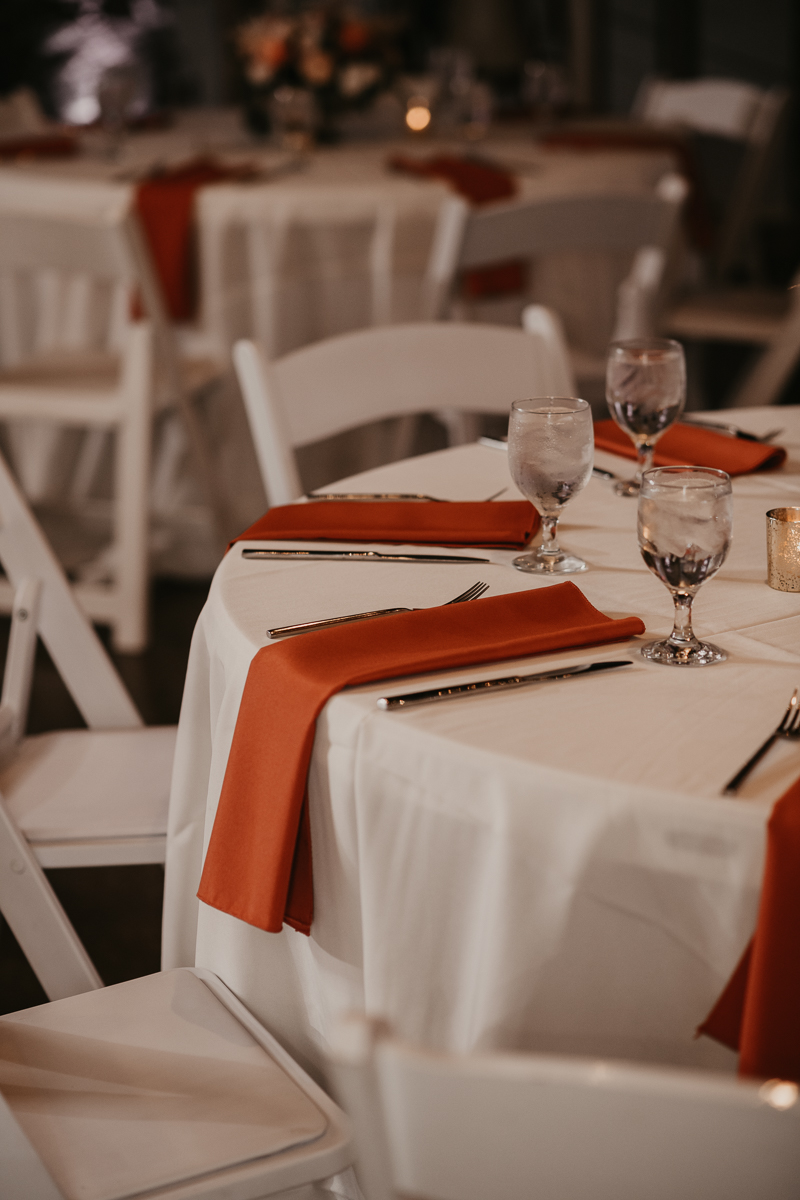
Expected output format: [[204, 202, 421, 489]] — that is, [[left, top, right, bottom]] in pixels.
[[339, 21, 371, 54], [300, 50, 334, 87]]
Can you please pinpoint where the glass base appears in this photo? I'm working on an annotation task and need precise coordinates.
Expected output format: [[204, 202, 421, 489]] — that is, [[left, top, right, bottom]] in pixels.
[[613, 477, 640, 497], [641, 638, 727, 667], [513, 550, 588, 574]]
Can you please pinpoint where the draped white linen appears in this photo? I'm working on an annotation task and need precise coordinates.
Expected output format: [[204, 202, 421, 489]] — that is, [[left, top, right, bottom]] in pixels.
[[163, 407, 800, 1082]]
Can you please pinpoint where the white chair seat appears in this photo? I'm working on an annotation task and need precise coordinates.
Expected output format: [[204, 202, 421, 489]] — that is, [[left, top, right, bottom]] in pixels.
[[666, 288, 790, 343], [2, 727, 174, 865], [0, 968, 353, 1200]]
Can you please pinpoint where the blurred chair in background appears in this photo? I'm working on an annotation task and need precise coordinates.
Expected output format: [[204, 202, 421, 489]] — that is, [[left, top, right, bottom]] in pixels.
[[0, 170, 230, 651], [422, 174, 687, 409], [328, 1012, 800, 1200], [633, 77, 789, 281], [232, 319, 574, 507], [0, 444, 175, 1000], [662, 264, 800, 408]]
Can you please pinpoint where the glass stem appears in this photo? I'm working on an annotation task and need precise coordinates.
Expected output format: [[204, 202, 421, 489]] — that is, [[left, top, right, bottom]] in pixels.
[[669, 591, 698, 647], [540, 514, 561, 556], [635, 442, 655, 486]]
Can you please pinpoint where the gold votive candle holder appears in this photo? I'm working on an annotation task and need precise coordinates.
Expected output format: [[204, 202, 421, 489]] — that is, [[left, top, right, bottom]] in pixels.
[[767, 508, 800, 591]]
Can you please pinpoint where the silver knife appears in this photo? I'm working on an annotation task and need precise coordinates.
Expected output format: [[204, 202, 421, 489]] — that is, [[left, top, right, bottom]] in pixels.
[[377, 659, 633, 709], [307, 491, 446, 502], [242, 548, 491, 563]]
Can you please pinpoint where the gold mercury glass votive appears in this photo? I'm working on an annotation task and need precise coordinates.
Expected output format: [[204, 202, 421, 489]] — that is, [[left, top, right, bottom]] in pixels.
[[767, 508, 800, 591]]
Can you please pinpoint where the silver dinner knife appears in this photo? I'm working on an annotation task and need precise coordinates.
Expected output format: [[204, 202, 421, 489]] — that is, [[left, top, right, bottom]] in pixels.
[[241, 548, 491, 563], [307, 491, 446, 502], [377, 659, 633, 709]]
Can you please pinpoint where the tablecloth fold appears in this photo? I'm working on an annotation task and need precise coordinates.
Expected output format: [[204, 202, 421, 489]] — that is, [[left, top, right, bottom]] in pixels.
[[594, 420, 786, 475], [196, 582, 645, 935], [698, 773, 800, 1083], [231, 499, 540, 549]]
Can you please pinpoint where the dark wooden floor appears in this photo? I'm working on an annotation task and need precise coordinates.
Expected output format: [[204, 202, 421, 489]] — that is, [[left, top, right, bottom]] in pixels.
[[0, 579, 209, 1015]]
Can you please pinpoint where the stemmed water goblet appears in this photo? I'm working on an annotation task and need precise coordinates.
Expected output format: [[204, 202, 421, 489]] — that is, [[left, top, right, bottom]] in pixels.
[[606, 337, 686, 497], [507, 397, 594, 574], [638, 466, 733, 666]]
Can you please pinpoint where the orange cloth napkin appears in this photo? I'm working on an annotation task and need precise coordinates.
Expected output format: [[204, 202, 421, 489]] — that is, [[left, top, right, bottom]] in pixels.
[[231, 500, 540, 550], [698, 774, 800, 1083], [135, 158, 255, 320], [539, 126, 713, 251], [594, 420, 786, 475], [388, 152, 524, 298], [197, 582, 645, 934]]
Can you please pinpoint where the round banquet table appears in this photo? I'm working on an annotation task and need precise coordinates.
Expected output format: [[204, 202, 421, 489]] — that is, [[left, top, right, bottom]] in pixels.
[[162, 407, 800, 1083]]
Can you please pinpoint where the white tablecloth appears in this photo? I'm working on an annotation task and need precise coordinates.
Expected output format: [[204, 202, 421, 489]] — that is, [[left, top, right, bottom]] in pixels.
[[163, 407, 800, 1082]]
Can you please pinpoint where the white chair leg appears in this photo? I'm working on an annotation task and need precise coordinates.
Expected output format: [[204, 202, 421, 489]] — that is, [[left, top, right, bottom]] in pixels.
[[0, 798, 102, 999], [70, 429, 110, 505], [112, 322, 151, 654], [730, 308, 800, 407], [1, 578, 42, 745]]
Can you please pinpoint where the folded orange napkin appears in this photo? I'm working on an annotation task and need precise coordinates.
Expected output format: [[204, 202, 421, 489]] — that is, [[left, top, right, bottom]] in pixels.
[[197, 582, 645, 934], [698, 773, 800, 1083], [388, 152, 524, 298], [231, 500, 540, 550], [594, 420, 786, 475], [135, 158, 255, 320]]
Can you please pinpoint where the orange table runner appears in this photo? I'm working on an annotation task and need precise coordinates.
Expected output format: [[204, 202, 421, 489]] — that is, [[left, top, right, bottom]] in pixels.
[[698, 774, 800, 1083], [594, 420, 786, 475], [231, 500, 539, 550], [135, 158, 255, 320], [197, 582, 645, 935]]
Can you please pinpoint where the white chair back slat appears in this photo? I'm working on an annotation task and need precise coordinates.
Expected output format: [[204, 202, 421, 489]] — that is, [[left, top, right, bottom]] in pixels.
[[328, 1015, 800, 1200]]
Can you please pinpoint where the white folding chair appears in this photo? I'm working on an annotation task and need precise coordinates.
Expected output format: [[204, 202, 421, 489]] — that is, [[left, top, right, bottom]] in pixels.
[[198, 183, 400, 363], [633, 76, 789, 279], [327, 1014, 800, 1200], [233, 319, 575, 506], [421, 174, 687, 393], [0, 967, 355, 1200], [0, 169, 230, 651], [0, 444, 175, 1000], [662, 264, 800, 408]]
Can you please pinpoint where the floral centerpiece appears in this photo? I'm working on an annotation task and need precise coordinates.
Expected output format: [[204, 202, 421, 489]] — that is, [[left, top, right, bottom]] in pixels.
[[235, 4, 404, 140]]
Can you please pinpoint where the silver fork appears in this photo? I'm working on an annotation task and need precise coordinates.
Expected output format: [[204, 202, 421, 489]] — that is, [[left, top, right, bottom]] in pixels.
[[267, 581, 489, 639], [723, 689, 800, 795]]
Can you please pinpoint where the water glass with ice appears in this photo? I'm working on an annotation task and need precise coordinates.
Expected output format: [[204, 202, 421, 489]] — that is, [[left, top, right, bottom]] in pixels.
[[508, 397, 594, 574], [638, 466, 733, 666], [606, 338, 686, 497]]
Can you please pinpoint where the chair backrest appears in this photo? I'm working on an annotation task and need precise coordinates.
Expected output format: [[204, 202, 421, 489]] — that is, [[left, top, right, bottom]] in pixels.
[[327, 1014, 800, 1200], [0, 444, 141, 732], [633, 77, 783, 145], [0, 169, 178, 386], [422, 174, 686, 322], [199, 183, 399, 361], [632, 79, 790, 278], [233, 318, 575, 505]]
